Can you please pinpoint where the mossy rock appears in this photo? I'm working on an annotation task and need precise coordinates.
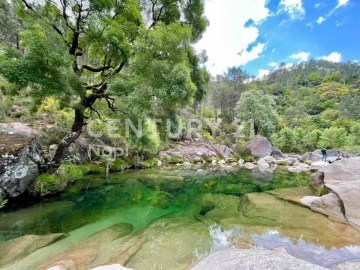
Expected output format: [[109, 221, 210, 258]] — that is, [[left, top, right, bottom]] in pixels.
[[138, 174, 185, 192], [147, 191, 175, 208], [140, 158, 158, 168], [110, 159, 129, 172]]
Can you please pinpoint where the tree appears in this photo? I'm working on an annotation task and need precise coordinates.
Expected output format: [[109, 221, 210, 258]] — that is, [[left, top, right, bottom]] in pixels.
[[236, 89, 278, 137], [319, 127, 348, 149], [350, 123, 360, 145], [0, 0, 21, 49], [0, 0, 208, 169], [271, 128, 295, 153], [340, 94, 360, 120]]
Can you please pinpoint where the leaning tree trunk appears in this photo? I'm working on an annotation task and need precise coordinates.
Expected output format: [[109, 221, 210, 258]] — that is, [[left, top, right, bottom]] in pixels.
[[49, 107, 85, 171]]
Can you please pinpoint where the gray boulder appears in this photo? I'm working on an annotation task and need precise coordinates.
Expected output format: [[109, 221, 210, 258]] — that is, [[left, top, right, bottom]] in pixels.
[[301, 152, 322, 162], [301, 193, 347, 224], [246, 136, 273, 158], [302, 158, 360, 231], [310, 171, 325, 190], [192, 248, 326, 270], [0, 131, 44, 198], [272, 147, 285, 158]]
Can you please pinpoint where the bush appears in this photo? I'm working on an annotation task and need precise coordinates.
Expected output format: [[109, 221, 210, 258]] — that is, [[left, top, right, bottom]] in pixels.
[[319, 127, 348, 148], [271, 128, 295, 153], [350, 122, 360, 145]]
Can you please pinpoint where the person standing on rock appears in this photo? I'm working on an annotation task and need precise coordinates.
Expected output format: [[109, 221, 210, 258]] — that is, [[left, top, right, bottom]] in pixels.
[[321, 147, 327, 162]]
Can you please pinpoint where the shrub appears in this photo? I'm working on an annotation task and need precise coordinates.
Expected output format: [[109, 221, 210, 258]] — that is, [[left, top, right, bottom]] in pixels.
[[319, 127, 348, 148]]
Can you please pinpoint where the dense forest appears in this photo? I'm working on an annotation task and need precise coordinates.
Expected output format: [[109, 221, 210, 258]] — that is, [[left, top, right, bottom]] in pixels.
[[205, 61, 360, 154]]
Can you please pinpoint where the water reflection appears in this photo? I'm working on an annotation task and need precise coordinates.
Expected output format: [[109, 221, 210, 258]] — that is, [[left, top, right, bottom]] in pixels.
[[205, 225, 360, 268]]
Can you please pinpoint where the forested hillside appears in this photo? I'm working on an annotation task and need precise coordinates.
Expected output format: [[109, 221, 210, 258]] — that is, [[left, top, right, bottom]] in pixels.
[[206, 60, 360, 154]]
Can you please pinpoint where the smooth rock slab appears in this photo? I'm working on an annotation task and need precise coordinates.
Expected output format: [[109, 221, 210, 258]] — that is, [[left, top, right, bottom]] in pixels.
[[191, 248, 326, 270], [301, 193, 347, 223], [327, 181, 360, 230], [0, 233, 65, 267]]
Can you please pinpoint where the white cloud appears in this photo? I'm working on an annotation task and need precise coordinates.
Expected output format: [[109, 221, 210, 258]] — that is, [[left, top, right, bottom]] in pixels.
[[258, 69, 270, 78], [238, 43, 266, 65], [195, 0, 270, 75], [290, 51, 310, 62], [268, 62, 278, 67], [336, 0, 349, 8], [315, 0, 350, 26], [314, 3, 323, 9], [320, 52, 342, 62], [279, 0, 305, 20], [317, 16, 326, 24]]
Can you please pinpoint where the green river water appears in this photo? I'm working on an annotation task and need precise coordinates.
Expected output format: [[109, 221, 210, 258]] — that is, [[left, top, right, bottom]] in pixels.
[[1, 166, 360, 269]]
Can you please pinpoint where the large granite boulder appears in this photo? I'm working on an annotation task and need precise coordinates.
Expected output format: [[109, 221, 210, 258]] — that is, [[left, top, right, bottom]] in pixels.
[[246, 136, 273, 158], [158, 141, 232, 163], [302, 157, 360, 231], [192, 248, 326, 270], [301, 193, 347, 223], [0, 128, 44, 199]]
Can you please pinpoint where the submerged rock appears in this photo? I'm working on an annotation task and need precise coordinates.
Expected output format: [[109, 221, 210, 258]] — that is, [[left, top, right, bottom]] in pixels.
[[38, 223, 134, 270], [191, 248, 326, 270], [0, 233, 65, 267], [91, 265, 132, 270]]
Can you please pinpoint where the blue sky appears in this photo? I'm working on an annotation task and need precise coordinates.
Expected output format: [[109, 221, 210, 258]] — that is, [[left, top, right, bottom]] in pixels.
[[195, 0, 360, 77]]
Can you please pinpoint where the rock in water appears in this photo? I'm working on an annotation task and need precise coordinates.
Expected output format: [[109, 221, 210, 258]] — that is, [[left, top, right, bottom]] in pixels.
[[301, 158, 360, 231], [0, 233, 65, 267], [246, 136, 273, 158], [0, 131, 43, 198], [191, 248, 326, 270], [91, 265, 132, 270]]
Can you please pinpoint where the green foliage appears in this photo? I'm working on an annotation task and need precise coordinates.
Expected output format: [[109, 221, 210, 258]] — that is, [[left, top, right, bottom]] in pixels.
[[350, 122, 360, 145], [32, 163, 105, 196], [0, 199, 7, 209], [111, 159, 129, 172], [0, 0, 208, 165], [319, 127, 348, 149], [271, 128, 295, 153], [236, 89, 278, 137]]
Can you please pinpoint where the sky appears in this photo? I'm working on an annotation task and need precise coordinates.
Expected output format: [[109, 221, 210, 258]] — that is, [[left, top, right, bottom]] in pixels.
[[195, 0, 360, 77]]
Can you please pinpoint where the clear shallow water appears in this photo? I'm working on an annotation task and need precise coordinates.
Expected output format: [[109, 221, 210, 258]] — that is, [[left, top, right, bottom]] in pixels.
[[1, 166, 360, 269]]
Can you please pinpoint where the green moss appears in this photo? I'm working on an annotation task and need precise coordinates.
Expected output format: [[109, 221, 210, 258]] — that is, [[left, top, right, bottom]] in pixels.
[[0, 199, 8, 209], [31, 163, 105, 196], [32, 173, 68, 196], [163, 156, 185, 164], [316, 187, 328, 197], [140, 158, 158, 168], [111, 159, 129, 172]]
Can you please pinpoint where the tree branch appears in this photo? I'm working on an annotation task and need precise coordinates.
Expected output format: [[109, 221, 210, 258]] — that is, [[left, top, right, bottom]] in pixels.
[[82, 65, 112, 72]]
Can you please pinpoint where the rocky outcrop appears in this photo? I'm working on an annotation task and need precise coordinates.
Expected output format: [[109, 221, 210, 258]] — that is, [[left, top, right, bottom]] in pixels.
[[302, 157, 360, 231], [192, 248, 326, 270], [158, 141, 232, 163], [246, 135, 273, 158], [301, 150, 351, 163], [301, 194, 347, 224], [0, 129, 44, 199]]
